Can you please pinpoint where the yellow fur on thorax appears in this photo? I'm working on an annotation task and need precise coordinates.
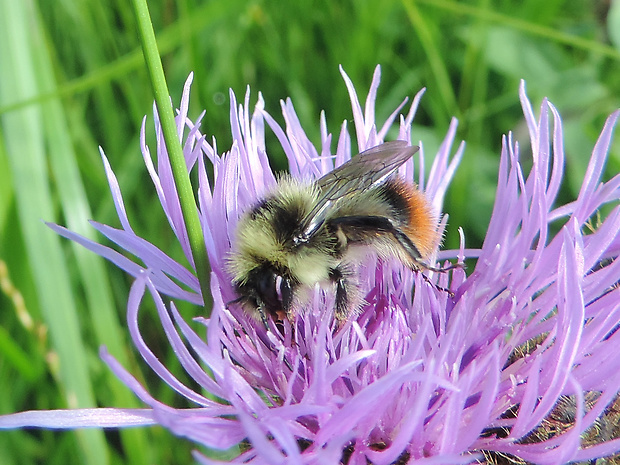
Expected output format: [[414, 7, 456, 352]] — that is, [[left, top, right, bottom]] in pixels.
[[229, 176, 337, 286]]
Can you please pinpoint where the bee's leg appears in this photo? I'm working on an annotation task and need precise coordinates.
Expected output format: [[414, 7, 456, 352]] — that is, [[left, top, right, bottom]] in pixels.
[[329, 265, 362, 319], [258, 307, 270, 329], [418, 261, 463, 273], [329, 267, 349, 319], [417, 272, 455, 297]]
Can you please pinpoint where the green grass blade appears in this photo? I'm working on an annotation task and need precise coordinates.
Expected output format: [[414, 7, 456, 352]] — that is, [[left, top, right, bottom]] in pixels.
[[0, 0, 109, 463], [35, 15, 155, 465]]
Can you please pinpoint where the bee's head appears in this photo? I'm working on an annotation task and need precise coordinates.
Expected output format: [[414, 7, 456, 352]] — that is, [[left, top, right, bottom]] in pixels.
[[231, 262, 294, 319], [226, 199, 296, 318]]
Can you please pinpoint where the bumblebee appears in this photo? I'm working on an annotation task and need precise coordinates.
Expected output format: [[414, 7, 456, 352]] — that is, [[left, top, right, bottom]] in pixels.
[[227, 141, 441, 321]]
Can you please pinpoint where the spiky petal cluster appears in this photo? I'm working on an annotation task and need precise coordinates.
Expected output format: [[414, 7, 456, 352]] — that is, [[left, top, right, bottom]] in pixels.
[[3, 66, 620, 465]]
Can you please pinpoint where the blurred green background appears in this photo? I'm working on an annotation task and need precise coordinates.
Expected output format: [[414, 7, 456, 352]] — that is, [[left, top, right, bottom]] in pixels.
[[1, 0, 619, 463]]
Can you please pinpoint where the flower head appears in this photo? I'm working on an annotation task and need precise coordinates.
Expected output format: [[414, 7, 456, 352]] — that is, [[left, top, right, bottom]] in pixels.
[[3, 66, 620, 464]]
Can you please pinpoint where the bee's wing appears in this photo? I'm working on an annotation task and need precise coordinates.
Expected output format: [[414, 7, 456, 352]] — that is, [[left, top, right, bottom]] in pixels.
[[295, 141, 419, 243]]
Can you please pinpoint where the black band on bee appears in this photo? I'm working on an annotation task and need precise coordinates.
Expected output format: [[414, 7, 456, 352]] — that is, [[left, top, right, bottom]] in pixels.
[[247, 199, 269, 219], [378, 179, 412, 224], [328, 215, 423, 261]]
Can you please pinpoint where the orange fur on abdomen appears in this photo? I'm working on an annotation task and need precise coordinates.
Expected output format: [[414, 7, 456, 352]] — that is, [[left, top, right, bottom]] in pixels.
[[400, 184, 440, 259]]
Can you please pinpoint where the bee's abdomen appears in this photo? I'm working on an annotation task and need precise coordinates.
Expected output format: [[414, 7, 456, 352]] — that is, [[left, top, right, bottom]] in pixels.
[[380, 179, 439, 259]]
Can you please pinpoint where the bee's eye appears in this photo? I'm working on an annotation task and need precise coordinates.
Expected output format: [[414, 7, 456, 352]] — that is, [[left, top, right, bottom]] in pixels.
[[256, 270, 293, 314], [275, 276, 283, 301], [279, 277, 293, 312], [257, 270, 281, 311]]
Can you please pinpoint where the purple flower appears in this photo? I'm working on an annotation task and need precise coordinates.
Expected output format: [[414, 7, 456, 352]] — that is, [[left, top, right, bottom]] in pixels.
[[2, 66, 620, 465]]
